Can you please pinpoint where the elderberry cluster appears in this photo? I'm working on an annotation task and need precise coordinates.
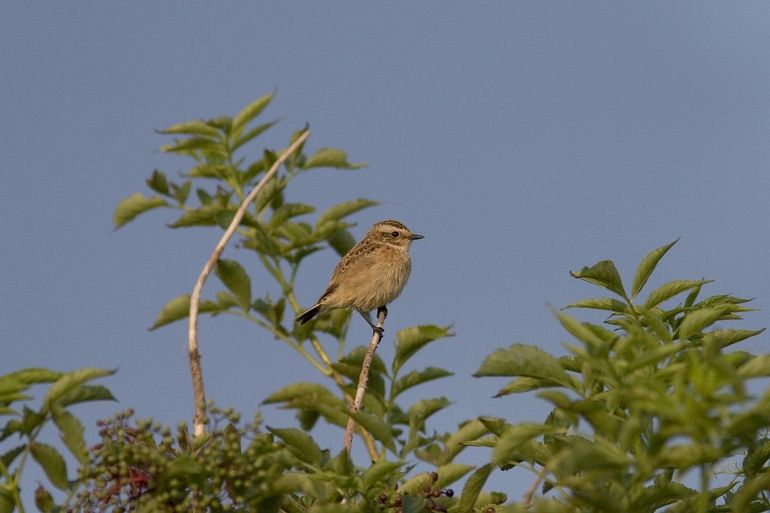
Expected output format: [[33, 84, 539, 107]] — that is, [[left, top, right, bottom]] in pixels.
[[375, 472, 456, 513]]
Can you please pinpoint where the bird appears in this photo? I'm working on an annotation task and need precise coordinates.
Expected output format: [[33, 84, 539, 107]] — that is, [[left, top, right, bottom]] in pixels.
[[295, 219, 424, 330]]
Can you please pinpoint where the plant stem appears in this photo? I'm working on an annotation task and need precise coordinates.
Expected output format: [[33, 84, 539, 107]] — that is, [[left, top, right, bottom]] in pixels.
[[343, 307, 387, 454], [187, 129, 310, 437]]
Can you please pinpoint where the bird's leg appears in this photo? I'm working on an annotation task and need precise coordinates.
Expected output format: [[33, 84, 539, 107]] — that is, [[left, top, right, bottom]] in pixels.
[[372, 306, 388, 334], [357, 309, 384, 334]]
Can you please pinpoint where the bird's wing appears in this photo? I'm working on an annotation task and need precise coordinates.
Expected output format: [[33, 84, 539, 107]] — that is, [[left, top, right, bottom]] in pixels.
[[328, 242, 378, 284]]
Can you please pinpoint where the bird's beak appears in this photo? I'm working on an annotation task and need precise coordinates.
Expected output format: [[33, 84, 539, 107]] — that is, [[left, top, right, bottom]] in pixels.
[[409, 234, 425, 241]]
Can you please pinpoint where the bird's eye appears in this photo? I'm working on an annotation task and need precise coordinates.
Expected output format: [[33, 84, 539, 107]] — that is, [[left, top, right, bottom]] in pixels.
[[391, 231, 399, 237]]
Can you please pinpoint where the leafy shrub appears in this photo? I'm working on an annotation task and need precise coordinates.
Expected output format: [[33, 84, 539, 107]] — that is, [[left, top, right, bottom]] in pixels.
[[469, 241, 770, 512], [4, 95, 770, 513]]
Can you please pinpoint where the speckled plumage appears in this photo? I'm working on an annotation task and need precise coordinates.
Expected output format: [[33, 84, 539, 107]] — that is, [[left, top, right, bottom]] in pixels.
[[296, 220, 423, 324]]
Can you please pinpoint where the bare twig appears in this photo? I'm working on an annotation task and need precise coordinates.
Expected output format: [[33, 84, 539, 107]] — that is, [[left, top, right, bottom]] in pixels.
[[523, 465, 547, 505], [342, 307, 387, 453], [187, 129, 311, 437]]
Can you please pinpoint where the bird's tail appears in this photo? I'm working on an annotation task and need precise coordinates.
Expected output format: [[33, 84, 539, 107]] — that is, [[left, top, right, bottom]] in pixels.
[[296, 304, 322, 325]]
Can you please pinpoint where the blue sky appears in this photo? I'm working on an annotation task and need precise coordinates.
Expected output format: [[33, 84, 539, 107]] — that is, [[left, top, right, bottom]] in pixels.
[[2, 1, 770, 503]]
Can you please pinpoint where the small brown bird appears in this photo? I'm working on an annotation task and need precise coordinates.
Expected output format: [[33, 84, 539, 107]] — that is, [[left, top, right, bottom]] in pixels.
[[296, 220, 424, 329]]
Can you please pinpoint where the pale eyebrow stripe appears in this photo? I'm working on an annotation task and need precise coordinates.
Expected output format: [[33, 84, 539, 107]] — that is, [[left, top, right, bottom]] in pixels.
[[376, 220, 407, 231]]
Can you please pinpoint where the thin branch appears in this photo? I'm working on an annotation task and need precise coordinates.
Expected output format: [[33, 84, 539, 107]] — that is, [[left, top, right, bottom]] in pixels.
[[343, 308, 387, 454], [523, 465, 547, 506], [187, 129, 311, 437]]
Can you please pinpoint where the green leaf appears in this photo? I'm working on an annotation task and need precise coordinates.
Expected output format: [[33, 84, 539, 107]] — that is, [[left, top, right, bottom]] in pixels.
[[631, 239, 679, 298], [215, 259, 252, 311], [0, 377, 27, 399], [171, 180, 192, 205], [309, 401, 349, 428], [269, 472, 321, 497], [474, 343, 575, 389], [401, 496, 427, 513], [492, 423, 557, 465], [732, 470, 770, 513], [189, 163, 228, 179], [408, 397, 451, 431], [232, 120, 279, 153], [439, 419, 490, 465], [268, 427, 322, 465], [393, 325, 453, 375], [145, 170, 170, 196], [251, 223, 282, 256], [262, 382, 336, 404], [167, 205, 223, 228], [742, 438, 770, 478], [160, 137, 227, 158], [269, 203, 316, 229], [150, 294, 190, 330], [196, 188, 212, 205], [113, 193, 168, 229], [3, 368, 61, 385], [398, 472, 438, 495], [303, 147, 365, 170], [158, 119, 221, 138], [0, 490, 13, 513], [21, 406, 45, 434], [43, 368, 115, 410], [254, 176, 287, 214], [351, 411, 396, 453], [458, 464, 493, 512], [331, 449, 354, 478], [569, 259, 627, 299], [738, 355, 770, 379], [231, 93, 273, 136], [34, 484, 55, 513], [30, 443, 68, 490], [564, 298, 629, 313], [477, 416, 509, 436], [57, 384, 116, 407], [643, 279, 712, 310], [703, 328, 765, 349], [554, 312, 606, 352], [296, 409, 320, 431], [316, 199, 378, 228], [327, 229, 356, 257], [656, 444, 722, 469], [678, 307, 729, 340], [165, 455, 204, 480], [339, 346, 387, 376], [435, 463, 475, 488], [51, 408, 88, 464], [1, 444, 25, 468], [392, 367, 453, 398], [494, 377, 557, 397], [363, 460, 403, 490]]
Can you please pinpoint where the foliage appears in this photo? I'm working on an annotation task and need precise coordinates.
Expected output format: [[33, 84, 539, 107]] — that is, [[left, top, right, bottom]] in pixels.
[[0, 368, 115, 513], [5, 96, 770, 513], [470, 240, 770, 512], [69, 407, 463, 513], [106, 95, 472, 511]]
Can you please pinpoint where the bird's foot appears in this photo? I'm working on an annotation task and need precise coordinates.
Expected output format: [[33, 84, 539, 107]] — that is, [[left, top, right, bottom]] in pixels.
[[357, 309, 384, 333]]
